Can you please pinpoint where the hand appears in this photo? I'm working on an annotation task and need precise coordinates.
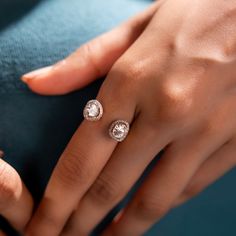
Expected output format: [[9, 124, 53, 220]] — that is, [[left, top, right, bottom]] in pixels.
[[0, 150, 33, 235], [23, 0, 236, 235]]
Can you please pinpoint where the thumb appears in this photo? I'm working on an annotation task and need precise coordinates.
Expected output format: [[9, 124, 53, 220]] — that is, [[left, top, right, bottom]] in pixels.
[[21, 2, 161, 95]]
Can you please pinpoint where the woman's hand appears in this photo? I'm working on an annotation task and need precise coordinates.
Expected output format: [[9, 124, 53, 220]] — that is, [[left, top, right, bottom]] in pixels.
[[0, 150, 33, 235], [23, 0, 236, 235]]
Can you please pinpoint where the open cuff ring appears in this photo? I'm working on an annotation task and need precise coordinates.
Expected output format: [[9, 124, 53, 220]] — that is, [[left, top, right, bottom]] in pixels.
[[83, 100, 130, 142]]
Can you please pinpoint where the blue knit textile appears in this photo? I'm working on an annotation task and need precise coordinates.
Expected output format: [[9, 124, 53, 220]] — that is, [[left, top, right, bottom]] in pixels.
[[0, 0, 235, 235]]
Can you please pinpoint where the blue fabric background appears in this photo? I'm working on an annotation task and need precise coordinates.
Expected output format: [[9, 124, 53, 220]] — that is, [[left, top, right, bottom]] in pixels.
[[0, 0, 235, 235]]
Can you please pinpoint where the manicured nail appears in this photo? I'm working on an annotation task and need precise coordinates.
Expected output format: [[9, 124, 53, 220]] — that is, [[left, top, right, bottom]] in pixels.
[[21, 66, 53, 82], [0, 150, 4, 158]]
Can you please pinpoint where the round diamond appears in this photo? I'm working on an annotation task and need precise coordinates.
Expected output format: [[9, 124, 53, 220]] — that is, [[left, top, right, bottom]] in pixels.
[[109, 120, 130, 142], [87, 104, 99, 117], [83, 100, 103, 121]]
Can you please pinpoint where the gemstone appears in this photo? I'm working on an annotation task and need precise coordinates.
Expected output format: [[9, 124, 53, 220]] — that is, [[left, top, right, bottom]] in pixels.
[[87, 103, 99, 117], [83, 100, 103, 121], [109, 120, 130, 142]]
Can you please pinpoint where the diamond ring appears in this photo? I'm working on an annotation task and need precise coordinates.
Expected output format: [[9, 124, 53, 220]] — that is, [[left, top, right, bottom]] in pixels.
[[83, 100, 103, 121], [109, 120, 130, 142]]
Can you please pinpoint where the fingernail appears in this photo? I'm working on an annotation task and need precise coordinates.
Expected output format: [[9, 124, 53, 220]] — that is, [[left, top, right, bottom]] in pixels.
[[0, 150, 4, 158], [21, 66, 53, 82]]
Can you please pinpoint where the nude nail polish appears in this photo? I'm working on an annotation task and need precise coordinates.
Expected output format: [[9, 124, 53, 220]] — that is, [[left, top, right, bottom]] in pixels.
[[21, 66, 53, 82]]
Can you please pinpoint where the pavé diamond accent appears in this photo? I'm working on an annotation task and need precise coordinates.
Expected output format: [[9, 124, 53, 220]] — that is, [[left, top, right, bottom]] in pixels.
[[83, 100, 103, 121]]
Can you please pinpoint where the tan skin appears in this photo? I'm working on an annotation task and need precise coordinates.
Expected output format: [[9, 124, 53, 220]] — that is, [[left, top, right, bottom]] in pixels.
[[21, 0, 236, 235], [0, 151, 33, 235]]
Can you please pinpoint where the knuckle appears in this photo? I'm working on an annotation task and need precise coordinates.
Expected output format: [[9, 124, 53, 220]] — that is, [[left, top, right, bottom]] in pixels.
[[88, 174, 122, 205], [56, 148, 92, 188], [157, 80, 194, 124], [134, 197, 169, 220], [99, 58, 146, 104], [110, 57, 147, 86], [121, 60, 145, 81], [0, 163, 19, 209]]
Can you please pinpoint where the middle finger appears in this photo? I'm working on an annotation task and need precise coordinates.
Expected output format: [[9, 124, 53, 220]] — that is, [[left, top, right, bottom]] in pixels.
[[26, 79, 136, 236], [61, 115, 172, 236]]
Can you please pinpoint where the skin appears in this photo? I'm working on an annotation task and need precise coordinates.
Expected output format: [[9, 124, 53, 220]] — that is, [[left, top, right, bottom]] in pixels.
[[22, 0, 236, 235], [0, 150, 33, 234]]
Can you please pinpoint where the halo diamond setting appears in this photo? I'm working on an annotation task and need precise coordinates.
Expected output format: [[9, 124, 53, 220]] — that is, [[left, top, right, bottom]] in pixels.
[[109, 120, 130, 142], [83, 100, 103, 121]]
